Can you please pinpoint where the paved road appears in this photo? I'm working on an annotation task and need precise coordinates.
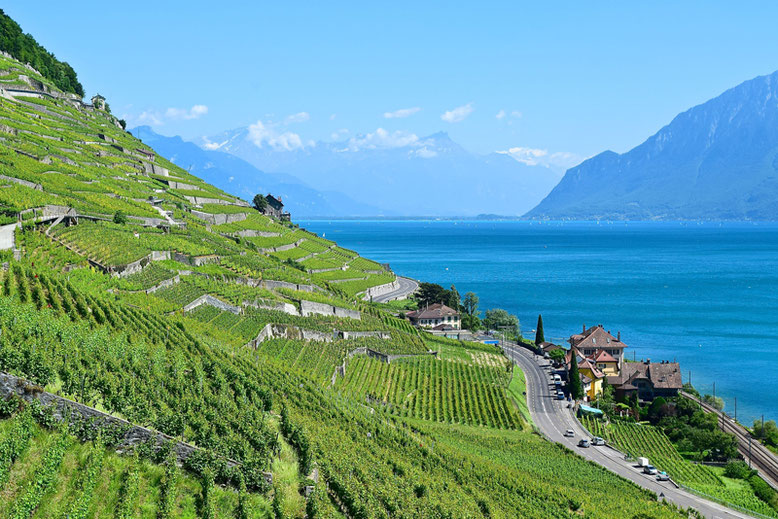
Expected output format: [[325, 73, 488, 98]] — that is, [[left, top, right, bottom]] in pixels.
[[371, 276, 419, 303], [0, 222, 18, 250], [502, 342, 754, 519]]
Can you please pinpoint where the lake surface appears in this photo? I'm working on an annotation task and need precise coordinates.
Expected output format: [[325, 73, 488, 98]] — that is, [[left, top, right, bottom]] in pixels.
[[299, 219, 778, 424]]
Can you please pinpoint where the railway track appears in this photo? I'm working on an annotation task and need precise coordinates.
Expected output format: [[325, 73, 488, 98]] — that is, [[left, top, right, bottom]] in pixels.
[[681, 391, 778, 490]]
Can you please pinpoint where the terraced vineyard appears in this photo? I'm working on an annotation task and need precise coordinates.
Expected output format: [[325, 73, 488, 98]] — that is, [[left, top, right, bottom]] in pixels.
[[337, 354, 521, 428], [0, 22, 698, 518]]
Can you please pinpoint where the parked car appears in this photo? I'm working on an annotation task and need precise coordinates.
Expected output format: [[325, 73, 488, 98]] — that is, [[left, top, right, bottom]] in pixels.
[[591, 437, 605, 446], [578, 439, 590, 448], [643, 465, 658, 475], [564, 429, 575, 437], [656, 471, 670, 481], [556, 392, 565, 400]]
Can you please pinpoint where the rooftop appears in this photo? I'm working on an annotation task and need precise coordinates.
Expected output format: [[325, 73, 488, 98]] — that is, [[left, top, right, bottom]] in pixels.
[[407, 303, 460, 320]]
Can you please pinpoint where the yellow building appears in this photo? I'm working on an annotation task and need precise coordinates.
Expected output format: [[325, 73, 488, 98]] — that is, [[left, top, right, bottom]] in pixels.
[[567, 347, 606, 401]]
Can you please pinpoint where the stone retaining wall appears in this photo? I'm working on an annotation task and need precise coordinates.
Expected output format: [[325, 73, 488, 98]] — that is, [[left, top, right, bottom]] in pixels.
[[145, 275, 180, 294], [242, 299, 299, 316], [190, 210, 247, 225], [361, 279, 400, 301], [0, 173, 42, 191], [231, 230, 280, 238], [183, 294, 242, 315], [0, 372, 271, 484], [300, 300, 361, 320]]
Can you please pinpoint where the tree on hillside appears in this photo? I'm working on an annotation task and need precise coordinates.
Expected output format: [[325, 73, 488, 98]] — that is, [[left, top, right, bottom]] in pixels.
[[549, 348, 566, 364], [483, 308, 519, 334], [568, 353, 584, 400], [448, 284, 461, 312], [535, 314, 545, 345], [113, 210, 127, 225], [253, 194, 268, 213], [416, 282, 451, 308], [702, 394, 724, 412], [461, 292, 481, 331]]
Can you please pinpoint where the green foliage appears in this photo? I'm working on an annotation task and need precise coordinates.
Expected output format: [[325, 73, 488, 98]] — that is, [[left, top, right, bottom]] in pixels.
[[0, 10, 83, 95], [703, 394, 725, 411], [535, 314, 545, 345], [253, 193, 268, 212], [113, 210, 128, 224], [724, 460, 754, 480], [753, 419, 778, 448], [568, 353, 584, 400], [483, 307, 519, 333]]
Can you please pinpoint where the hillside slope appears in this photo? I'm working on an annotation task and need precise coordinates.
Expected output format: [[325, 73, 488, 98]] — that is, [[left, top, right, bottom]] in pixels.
[[0, 33, 686, 518], [527, 70, 778, 220]]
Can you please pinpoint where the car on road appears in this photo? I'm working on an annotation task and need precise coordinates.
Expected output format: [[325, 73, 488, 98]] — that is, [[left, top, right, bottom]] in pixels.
[[556, 392, 565, 400], [564, 429, 575, 437], [656, 471, 670, 481], [578, 439, 590, 448], [591, 437, 605, 446], [643, 465, 658, 475]]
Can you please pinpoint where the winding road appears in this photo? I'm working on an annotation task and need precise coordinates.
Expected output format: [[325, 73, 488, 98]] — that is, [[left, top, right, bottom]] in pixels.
[[502, 342, 756, 519], [371, 276, 419, 303]]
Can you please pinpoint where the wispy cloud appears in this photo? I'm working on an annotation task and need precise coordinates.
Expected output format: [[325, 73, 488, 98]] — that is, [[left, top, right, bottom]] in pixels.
[[343, 128, 419, 151], [384, 107, 421, 119], [165, 104, 209, 120], [441, 103, 473, 123], [497, 146, 583, 169], [285, 112, 310, 124], [248, 120, 309, 151], [496, 109, 521, 120]]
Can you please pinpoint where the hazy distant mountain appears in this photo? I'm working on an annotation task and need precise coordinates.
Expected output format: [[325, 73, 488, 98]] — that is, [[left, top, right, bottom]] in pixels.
[[131, 126, 384, 217], [202, 129, 563, 216], [527, 70, 778, 220]]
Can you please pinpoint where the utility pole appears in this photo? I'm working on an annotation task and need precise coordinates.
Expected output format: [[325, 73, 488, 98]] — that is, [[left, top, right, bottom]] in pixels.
[[713, 382, 716, 401], [688, 370, 691, 387], [749, 436, 752, 469], [734, 397, 737, 422]]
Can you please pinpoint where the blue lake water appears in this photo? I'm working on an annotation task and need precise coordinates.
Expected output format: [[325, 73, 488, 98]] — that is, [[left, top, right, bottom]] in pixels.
[[299, 219, 778, 424]]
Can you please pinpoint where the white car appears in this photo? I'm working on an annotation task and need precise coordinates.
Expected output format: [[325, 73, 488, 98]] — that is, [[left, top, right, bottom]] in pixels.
[[643, 465, 658, 475], [591, 437, 605, 446], [564, 429, 575, 437], [578, 439, 591, 448], [656, 471, 670, 481]]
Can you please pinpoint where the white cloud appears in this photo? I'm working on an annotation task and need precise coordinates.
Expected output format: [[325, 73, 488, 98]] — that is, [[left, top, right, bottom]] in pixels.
[[414, 147, 437, 158], [330, 128, 349, 140], [384, 107, 421, 119], [135, 110, 163, 126], [165, 104, 209, 120], [248, 120, 306, 151], [497, 146, 583, 169], [441, 102, 474, 123], [285, 112, 310, 124], [329, 113, 337, 120], [496, 109, 521, 120], [202, 137, 227, 150], [344, 128, 419, 151]]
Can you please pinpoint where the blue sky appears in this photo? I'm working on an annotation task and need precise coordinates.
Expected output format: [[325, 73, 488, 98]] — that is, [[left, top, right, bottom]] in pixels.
[[5, 1, 778, 167]]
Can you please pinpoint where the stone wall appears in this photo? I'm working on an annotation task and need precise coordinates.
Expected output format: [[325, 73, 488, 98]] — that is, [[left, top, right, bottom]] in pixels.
[[183, 294, 242, 315], [145, 275, 180, 294], [0, 173, 42, 191], [190, 210, 247, 225], [232, 230, 280, 238], [242, 299, 299, 316], [361, 279, 400, 301], [0, 372, 271, 483], [300, 300, 361, 320], [245, 324, 336, 348], [339, 331, 390, 340]]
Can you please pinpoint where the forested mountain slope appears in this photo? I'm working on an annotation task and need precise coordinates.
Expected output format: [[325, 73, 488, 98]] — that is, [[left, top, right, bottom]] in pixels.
[[0, 21, 688, 518]]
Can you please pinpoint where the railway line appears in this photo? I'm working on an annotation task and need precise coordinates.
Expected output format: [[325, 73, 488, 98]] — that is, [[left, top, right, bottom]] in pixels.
[[682, 391, 778, 490]]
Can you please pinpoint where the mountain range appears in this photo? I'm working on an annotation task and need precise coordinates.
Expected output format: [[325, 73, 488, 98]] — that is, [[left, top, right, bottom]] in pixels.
[[527, 70, 778, 220], [200, 128, 564, 216], [130, 126, 382, 217]]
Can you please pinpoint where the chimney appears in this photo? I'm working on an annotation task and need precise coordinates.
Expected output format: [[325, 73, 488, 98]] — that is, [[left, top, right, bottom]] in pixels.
[[617, 331, 621, 341], [582, 323, 586, 333]]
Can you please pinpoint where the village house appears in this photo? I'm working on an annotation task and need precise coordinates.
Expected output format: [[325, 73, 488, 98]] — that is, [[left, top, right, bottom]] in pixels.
[[91, 93, 106, 110], [569, 324, 628, 368], [264, 194, 291, 221], [406, 303, 461, 330], [566, 347, 606, 401], [607, 360, 683, 402]]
